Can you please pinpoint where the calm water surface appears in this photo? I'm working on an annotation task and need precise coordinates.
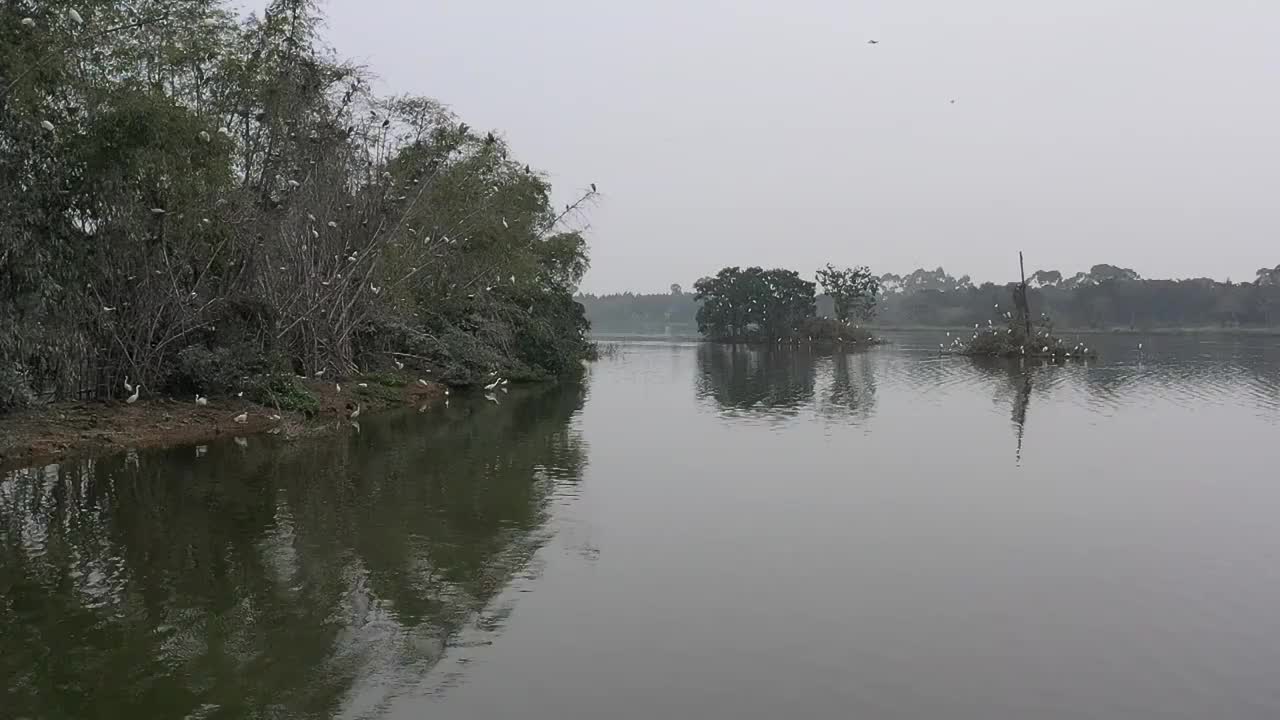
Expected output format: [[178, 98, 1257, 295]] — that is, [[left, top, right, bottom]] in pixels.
[[4, 332, 1280, 719]]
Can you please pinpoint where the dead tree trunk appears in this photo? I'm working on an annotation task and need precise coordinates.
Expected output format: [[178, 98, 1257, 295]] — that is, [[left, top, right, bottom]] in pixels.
[[1013, 251, 1033, 339]]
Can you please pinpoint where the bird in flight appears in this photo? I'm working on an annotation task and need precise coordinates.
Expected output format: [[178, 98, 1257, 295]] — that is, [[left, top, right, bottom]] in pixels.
[[867, 40, 879, 45]]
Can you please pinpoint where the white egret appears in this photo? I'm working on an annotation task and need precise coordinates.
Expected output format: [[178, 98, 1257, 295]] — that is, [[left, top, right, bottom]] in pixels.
[[67, 8, 83, 24], [287, 179, 300, 188], [314, 369, 325, 377], [233, 412, 247, 424], [195, 395, 208, 406], [269, 414, 281, 421], [417, 378, 428, 387], [484, 378, 502, 391], [502, 217, 509, 229], [123, 376, 133, 394], [335, 383, 341, 393], [1042, 346, 1049, 352], [150, 208, 165, 215], [357, 382, 368, 388], [349, 404, 361, 419], [327, 220, 337, 228], [198, 130, 210, 143], [394, 360, 404, 370], [126, 384, 141, 404], [40, 119, 55, 132], [21, 17, 35, 27]]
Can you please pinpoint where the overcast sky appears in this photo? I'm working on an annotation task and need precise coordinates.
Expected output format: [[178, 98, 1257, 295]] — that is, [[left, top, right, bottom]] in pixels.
[[295, 0, 1277, 293]]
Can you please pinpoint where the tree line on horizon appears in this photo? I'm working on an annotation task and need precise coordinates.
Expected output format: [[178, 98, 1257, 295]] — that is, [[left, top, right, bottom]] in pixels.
[[1, 0, 595, 411], [578, 262, 1280, 334]]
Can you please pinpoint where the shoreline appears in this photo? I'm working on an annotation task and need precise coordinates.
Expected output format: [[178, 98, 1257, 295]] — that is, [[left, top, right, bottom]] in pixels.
[[0, 375, 447, 472]]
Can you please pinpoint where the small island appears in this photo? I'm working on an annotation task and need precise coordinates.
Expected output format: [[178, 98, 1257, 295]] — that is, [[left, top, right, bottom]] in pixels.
[[693, 264, 883, 346]]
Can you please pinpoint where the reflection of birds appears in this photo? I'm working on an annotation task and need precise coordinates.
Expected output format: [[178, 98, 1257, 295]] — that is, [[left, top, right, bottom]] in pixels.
[[485, 393, 499, 404]]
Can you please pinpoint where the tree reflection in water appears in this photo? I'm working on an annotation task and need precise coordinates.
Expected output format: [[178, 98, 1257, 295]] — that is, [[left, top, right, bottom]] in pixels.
[[0, 383, 587, 719]]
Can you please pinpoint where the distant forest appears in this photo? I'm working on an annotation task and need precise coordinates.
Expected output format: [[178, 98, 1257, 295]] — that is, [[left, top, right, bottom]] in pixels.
[[580, 264, 1280, 334]]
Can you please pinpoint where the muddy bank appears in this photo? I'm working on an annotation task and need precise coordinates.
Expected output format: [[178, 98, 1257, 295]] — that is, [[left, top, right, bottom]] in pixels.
[[0, 375, 447, 472]]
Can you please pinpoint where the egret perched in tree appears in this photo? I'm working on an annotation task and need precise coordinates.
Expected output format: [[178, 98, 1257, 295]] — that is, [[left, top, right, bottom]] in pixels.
[[21, 17, 35, 27], [195, 395, 208, 406], [1042, 346, 1049, 353], [126, 385, 141, 404], [40, 119, 55, 132], [198, 130, 210, 143], [67, 8, 83, 24]]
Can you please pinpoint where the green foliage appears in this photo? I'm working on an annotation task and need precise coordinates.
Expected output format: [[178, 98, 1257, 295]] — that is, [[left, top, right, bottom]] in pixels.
[[694, 266, 817, 341], [0, 0, 595, 410], [815, 264, 880, 323], [246, 375, 320, 416]]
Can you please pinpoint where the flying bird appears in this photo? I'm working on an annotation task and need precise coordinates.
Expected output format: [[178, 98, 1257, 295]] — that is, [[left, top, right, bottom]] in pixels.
[[867, 39, 879, 45]]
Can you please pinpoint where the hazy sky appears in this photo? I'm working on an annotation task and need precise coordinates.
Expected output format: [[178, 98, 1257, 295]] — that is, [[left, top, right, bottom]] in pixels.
[[300, 0, 1277, 293]]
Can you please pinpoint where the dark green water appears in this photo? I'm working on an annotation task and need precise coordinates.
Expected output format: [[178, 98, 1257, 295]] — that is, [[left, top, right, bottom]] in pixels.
[[4, 333, 1280, 719]]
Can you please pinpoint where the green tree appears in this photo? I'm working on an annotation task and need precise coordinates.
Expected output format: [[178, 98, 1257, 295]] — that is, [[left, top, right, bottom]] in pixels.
[[815, 264, 880, 323]]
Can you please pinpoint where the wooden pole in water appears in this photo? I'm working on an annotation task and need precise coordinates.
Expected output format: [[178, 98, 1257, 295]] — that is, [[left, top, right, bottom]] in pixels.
[[1017, 252, 1032, 339]]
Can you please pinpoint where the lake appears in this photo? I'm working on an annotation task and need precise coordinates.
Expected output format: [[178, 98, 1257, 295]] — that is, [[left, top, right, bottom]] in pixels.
[[4, 332, 1280, 719]]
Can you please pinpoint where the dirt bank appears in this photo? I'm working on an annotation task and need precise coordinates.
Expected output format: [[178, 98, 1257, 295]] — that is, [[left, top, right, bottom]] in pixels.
[[0, 375, 447, 471]]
